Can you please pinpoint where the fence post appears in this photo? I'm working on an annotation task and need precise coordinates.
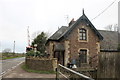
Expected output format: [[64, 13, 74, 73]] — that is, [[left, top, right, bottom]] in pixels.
[[56, 66, 59, 80]]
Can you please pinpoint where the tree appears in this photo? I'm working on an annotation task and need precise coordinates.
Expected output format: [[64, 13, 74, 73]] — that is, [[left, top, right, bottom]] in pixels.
[[105, 24, 113, 31], [2, 48, 11, 53], [31, 31, 41, 41], [113, 24, 118, 32], [31, 32, 47, 54], [104, 24, 118, 32], [31, 31, 51, 40]]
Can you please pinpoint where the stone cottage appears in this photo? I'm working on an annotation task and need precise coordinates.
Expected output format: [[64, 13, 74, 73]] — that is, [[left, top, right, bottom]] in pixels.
[[46, 10, 119, 68]]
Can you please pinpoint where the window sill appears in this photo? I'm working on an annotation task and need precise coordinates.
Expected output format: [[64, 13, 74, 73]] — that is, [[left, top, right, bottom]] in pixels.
[[78, 40, 88, 42]]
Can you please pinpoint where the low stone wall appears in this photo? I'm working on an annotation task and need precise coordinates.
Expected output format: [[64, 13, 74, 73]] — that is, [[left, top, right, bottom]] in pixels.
[[25, 57, 57, 71]]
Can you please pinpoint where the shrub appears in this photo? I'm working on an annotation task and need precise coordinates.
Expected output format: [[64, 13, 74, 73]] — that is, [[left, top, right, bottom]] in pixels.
[[26, 50, 46, 57], [26, 50, 35, 56]]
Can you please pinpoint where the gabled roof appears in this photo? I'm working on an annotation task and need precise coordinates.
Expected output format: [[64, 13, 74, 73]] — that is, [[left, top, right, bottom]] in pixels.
[[46, 11, 119, 50], [59, 13, 103, 40], [48, 11, 103, 41], [48, 26, 69, 41], [98, 30, 118, 50]]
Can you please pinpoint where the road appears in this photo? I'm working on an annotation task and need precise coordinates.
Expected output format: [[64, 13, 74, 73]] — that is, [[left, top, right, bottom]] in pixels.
[[0, 57, 25, 76]]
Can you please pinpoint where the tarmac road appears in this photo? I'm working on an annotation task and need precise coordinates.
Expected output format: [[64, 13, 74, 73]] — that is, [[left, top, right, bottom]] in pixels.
[[0, 57, 25, 77]]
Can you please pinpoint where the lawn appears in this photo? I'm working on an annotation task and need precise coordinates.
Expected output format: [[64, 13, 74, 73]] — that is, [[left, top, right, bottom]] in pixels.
[[2, 56, 23, 60], [1, 53, 25, 60]]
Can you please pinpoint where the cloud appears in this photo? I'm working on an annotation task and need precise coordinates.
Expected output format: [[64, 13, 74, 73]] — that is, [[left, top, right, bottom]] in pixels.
[[0, 0, 118, 52]]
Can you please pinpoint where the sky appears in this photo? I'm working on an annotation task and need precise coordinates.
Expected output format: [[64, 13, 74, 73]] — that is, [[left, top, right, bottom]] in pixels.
[[0, 0, 119, 53]]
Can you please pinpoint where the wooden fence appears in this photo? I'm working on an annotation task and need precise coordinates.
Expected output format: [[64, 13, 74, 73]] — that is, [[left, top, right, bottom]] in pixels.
[[56, 64, 94, 80], [97, 52, 120, 78]]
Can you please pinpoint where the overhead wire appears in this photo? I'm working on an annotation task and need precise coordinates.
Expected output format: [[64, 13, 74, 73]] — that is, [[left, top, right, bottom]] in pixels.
[[91, 0, 117, 21]]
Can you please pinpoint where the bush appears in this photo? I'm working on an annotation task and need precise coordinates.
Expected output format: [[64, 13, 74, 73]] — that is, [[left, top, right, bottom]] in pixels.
[[26, 50, 46, 57], [26, 50, 35, 56], [35, 51, 44, 57]]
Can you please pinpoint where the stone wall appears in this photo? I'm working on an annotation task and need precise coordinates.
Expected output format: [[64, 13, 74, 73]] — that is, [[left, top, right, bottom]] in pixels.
[[97, 51, 120, 78], [46, 22, 100, 68], [64, 40, 70, 66], [65, 22, 100, 68], [25, 57, 57, 71]]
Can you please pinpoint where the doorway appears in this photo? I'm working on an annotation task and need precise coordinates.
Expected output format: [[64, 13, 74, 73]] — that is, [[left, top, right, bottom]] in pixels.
[[54, 51, 65, 65]]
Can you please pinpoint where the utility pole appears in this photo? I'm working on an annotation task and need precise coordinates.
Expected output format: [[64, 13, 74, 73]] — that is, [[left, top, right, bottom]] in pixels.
[[27, 26, 30, 47], [0, 41, 1, 53], [13, 41, 15, 53]]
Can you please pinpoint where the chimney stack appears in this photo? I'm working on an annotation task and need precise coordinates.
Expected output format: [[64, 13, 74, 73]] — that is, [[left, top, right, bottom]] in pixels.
[[69, 18, 75, 27]]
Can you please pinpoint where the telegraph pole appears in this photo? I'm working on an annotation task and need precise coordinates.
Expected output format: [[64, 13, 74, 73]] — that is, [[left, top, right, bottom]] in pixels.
[[13, 41, 15, 53], [0, 41, 1, 53], [27, 26, 30, 47]]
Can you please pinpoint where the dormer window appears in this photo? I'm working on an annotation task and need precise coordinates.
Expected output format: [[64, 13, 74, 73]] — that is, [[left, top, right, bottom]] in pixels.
[[79, 28, 87, 40]]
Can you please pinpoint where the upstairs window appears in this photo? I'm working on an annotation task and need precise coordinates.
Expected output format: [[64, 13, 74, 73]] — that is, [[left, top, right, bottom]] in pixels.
[[79, 28, 87, 40]]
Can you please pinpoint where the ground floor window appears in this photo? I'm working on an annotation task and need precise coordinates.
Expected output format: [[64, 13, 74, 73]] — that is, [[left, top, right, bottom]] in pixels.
[[79, 49, 87, 63]]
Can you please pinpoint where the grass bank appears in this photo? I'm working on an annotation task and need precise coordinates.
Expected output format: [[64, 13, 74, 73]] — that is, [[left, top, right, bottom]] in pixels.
[[22, 64, 56, 74], [2, 56, 23, 60], [1, 53, 25, 60]]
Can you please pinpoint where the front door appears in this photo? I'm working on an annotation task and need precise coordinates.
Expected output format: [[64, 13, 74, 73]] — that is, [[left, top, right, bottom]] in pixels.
[[54, 51, 64, 65], [79, 49, 87, 67]]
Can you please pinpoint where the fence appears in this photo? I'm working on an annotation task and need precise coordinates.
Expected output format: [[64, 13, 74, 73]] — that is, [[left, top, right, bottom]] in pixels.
[[56, 64, 94, 80], [97, 51, 120, 78]]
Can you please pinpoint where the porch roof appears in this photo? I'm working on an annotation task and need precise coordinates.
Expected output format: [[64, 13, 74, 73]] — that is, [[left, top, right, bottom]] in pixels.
[[54, 44, 65, 51]]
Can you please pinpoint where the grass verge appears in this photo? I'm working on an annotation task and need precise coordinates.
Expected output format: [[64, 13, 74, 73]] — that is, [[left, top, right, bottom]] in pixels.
[[2, 56, 24, 60], [22, 64, 56, 74]]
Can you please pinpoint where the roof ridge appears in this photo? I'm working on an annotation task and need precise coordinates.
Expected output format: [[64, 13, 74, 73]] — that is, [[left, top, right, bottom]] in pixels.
[[58, 13, 103, 40], [98, 30, 119, 32]]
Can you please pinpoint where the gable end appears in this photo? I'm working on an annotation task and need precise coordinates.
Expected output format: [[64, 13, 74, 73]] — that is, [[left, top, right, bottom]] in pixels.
[[59, 13, 103, 41]]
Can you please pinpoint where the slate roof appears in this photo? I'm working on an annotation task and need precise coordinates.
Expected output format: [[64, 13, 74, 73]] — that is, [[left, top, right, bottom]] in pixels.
[[59, 13, 103, 41], [47, 11, 119, 50], [48, 26, 69, 41], [54, 43, 65, 51], [48, 12, 103, 41], [48, 28, 119, 50], [98, 30, 118, 50]]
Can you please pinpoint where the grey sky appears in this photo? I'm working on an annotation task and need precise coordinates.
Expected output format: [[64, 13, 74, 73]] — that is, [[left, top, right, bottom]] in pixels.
[[0, 0, 119, 53]]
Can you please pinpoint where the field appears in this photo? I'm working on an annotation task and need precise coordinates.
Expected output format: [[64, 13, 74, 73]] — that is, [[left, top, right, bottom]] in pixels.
[[1, 53, 25, 60]]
